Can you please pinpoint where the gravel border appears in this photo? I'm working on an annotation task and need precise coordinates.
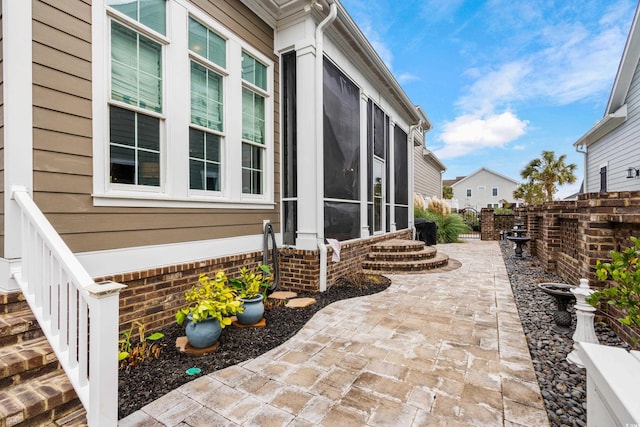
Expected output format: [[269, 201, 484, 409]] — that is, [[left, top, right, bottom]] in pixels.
[[500, 240, 629, 427]]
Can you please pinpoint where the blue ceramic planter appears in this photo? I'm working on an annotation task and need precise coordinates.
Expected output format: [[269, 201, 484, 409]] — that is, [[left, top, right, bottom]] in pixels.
[[185, 314, 222, 348], [237, 295, 265, 325]]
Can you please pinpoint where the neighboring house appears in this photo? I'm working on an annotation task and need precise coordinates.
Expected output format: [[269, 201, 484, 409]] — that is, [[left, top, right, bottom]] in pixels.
[[0, 0, 429, 299], [573, 2, 640, 193], [413, 126, 446, 199], [450, 167, 521, 211]]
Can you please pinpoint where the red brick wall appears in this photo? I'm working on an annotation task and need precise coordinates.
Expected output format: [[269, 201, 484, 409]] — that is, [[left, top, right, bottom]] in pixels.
[[98, 230, 412, 333]]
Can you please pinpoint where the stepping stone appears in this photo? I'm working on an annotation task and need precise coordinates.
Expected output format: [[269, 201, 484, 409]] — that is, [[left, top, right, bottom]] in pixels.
[[285, 297, 316, 308], [175, 336, 220, 356], [269, 291, 298, 300], [232, 318, 266, 328]]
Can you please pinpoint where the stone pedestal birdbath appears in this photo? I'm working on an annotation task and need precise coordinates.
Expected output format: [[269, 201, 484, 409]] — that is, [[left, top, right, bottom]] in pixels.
[[566, 278, 599, 367], [506, 217, 530, 258], [538, 282, 577, 333]]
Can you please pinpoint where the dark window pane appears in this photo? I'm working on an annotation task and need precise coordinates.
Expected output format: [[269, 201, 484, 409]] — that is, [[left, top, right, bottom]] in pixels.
[[190, 159, 204, 190], [282, 51, 297, 198], [242, 143, 251, 168], [395, 206, 408, 230], [206, 134, 220, 162], [394, 126, 408, 205], [386, 204, 390, 232], [138, 113, 160, 150], [324, 201, 360, 241], [189, 128, 205, 158], [373, 105, 385, 158], [206, 162, 220, 191], [138, 150, 159, 186], [323, 58, 360, 200], [283, 200, 297, 246], [367, 100, 373, 203], [110, 106, 135, 146], [600, 166, 607, 192], [110, 145, 135, 184]]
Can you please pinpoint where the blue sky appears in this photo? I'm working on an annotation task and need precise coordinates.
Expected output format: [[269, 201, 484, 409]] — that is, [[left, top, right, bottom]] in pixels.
[[340, 0, 637, 198]]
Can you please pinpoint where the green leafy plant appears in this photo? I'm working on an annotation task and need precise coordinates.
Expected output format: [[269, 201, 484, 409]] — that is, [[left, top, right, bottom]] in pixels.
[[175, 271, 242, 328], [416, 210, 470, 243], [587, 236, 640, 335], [118, 321, 164, 368], [229, 264, 272, 300]]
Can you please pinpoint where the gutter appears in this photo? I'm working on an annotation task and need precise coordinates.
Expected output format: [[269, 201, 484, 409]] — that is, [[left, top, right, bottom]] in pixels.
[[315, 0, 337, 292]]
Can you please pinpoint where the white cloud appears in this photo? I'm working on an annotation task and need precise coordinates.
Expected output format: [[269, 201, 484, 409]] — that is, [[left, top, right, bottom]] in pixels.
[[434, 111, 528, 159], [435, 0, 634, 160], [512, 145, 526, 150], [398, 73, 421, 84]]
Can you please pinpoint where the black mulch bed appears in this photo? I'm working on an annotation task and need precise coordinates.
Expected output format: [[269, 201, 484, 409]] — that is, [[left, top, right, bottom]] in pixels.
[[118, 274, 391, 419]]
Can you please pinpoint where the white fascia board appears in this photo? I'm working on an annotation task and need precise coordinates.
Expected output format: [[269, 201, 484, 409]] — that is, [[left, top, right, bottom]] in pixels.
[[573, 104, 627, 148], [76, 233, 280, 278]]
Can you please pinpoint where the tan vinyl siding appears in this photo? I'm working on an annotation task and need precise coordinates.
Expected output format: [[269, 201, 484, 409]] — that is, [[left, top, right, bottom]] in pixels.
[[413, 146, 442, 198], [32, 0, 280, 253]]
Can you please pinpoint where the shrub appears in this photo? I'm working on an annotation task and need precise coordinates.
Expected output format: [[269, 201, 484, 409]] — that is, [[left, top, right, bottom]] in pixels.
[[416, 210, 469, 243]]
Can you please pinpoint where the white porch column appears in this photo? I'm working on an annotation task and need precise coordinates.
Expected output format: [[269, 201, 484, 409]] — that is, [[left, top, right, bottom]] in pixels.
[[360, 93, 369, 238], [2, 1, 33, 291], [389, 121, 396, 232], [294, 43, 319, 250]]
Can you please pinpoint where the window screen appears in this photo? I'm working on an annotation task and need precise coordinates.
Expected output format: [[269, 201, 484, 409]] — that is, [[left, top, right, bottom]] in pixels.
[[323, 58, 360, 201]]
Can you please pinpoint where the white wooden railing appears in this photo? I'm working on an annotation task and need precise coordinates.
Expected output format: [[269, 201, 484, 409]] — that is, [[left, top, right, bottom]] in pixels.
[[11, 188, 125, 426]]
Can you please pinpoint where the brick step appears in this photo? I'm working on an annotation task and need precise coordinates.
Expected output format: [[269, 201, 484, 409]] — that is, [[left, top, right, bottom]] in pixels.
[[0, 369, 82, 427], [367, 246, 437, 261], [362, 253, 450, 273], [0, 292, 29, 315], [0, 336, 58, 390], [0, 309, 44, 347], [369, 239, 426, 253], [46, 406, 87, 427]]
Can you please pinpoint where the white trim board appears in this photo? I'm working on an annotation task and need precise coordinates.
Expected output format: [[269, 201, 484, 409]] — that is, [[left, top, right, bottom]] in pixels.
[[76, 233, 281, 278]]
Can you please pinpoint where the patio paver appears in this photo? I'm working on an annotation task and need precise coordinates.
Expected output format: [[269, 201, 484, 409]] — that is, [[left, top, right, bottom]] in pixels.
[[119, 240, 549, 426]]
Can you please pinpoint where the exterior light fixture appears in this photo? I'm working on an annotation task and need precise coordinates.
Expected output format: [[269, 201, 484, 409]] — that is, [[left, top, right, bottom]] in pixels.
[[627, 167, 640, 178]]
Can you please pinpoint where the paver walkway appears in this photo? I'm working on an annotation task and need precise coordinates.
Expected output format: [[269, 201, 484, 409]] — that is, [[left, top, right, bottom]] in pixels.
[[120, 240, 550, 426]]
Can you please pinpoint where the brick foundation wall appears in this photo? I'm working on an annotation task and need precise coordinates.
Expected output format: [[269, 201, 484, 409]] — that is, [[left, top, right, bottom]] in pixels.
[[97, 230, 412, 334]]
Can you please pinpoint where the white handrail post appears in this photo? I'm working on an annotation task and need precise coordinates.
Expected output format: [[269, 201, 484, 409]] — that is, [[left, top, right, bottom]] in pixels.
[[87, 281, 126, 427]]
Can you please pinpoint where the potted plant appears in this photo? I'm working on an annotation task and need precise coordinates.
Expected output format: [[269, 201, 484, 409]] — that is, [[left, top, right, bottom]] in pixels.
[[175, 271, 242, 348], [230, 264, 272, 325]]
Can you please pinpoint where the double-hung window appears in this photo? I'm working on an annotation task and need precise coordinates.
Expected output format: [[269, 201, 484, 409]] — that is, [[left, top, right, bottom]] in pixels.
[[108, 0, 165, 188], [241, 52, 267, 195], [188, 18, 225, 193]]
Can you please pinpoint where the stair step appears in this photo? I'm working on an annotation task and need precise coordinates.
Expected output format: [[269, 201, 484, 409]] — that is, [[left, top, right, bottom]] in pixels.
[[367, 246, 437, 261], [363, 253, 450, 273], [0, 369, 81, 427], [46, 406, 87, 427], [370, 239, 426, 253], [0, 336, 58, 389], [0, 309, 44, 347], [0, 292, 29, 315]]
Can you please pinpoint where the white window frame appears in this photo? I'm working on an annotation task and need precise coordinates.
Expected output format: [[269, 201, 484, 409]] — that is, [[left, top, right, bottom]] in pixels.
[[92, 0, 274, 208], [466, 188, 472, 197], [492, 187, 498, 197]]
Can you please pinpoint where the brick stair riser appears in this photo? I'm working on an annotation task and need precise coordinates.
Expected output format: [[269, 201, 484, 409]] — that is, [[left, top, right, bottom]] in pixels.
[[373, 243, 425, 253], [0, 293, 29, 315], [362, 258, 449, 272], [367, 250, 436, 261], [0, 294, 87, 427]]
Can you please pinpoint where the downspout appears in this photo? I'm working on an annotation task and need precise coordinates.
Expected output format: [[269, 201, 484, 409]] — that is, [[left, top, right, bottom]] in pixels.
[[316, 0, 337, 292], [575, 143, 587, 194]]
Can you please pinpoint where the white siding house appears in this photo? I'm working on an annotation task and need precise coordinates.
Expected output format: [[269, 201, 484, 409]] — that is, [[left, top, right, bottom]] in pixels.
[[573, 2, 640, 192], [451, 167, 521, 211]]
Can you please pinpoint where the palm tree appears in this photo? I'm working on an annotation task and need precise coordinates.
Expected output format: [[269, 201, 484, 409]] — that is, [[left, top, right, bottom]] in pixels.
[[521, 150, 577, 202], [513, 182, 545, 205]]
